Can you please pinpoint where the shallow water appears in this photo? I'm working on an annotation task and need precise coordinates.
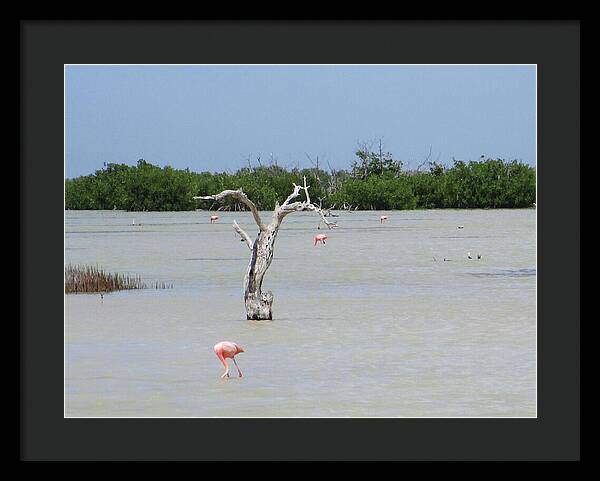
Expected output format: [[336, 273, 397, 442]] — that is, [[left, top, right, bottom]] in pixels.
[[65, 209, 536, 417]]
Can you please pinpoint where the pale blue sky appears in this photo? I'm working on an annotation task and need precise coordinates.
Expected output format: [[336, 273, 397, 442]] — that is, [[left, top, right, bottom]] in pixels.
[[65, 65, 536, 178]]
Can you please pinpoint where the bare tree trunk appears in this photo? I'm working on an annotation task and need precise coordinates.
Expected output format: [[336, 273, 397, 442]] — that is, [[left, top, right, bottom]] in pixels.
[[194, 177, 336, 320], [244, 226, 277, 319]]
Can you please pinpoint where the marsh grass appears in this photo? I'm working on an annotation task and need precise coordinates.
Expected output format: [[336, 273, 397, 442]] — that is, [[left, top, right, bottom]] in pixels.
[[65, 264, 173, 294]]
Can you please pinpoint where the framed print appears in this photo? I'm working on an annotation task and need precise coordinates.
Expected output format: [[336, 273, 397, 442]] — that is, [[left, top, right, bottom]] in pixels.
[[20, 19, 580, 461]]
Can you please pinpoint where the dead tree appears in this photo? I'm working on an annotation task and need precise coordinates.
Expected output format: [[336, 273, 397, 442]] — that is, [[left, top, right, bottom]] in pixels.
[[193, 176, 337, 320]]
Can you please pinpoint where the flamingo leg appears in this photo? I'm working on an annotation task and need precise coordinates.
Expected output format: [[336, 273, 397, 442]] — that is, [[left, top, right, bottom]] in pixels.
[[232, 357, 243, 378], [216, 350, 229, 378]]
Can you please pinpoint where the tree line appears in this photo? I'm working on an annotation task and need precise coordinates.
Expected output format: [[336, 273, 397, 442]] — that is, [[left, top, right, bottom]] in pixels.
[[65, 147, 536, 211]]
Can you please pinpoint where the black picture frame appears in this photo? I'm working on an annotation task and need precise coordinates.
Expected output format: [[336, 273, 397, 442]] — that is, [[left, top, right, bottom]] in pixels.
[[20, 20, 580, 461]]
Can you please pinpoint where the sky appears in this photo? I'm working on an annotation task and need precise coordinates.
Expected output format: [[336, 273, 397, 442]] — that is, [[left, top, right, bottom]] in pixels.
[[65, 65, 536, 179]]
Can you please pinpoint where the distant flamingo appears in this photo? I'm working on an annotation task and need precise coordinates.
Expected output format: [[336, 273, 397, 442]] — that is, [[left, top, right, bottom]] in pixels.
[[214, 341, 244, 379], [314, 234, 328, 246], [210, 215, 220, 223], [380, 215, 388, 223]]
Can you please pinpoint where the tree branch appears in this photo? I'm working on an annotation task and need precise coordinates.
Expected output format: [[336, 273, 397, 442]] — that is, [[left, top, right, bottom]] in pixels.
[[233, 220, 254, 250], [193, 189, 266, 231], [281, 183, 303, 207], [274, 176, 338, 229]]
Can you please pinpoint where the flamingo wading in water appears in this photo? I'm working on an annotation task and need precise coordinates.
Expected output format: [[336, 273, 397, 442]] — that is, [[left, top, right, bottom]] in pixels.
[[214, 341, 245, 378], [314, 234, 328, 246], [210, 215, 220, 223], [380, 215, 388, 223]]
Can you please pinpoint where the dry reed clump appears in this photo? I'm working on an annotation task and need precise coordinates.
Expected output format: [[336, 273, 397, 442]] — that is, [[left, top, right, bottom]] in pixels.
[[65, 264, 173, 294]]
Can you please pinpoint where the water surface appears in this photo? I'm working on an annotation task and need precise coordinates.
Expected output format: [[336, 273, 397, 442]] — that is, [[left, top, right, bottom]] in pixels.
[[65, 209, 536, 417]]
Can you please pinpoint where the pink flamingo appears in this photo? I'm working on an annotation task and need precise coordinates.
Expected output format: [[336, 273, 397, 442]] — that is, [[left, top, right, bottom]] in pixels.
[[214, 341, 245, 378], [210, 215, 220, 223], [380, 215, 389, 224], [314, 234, 328, 246]]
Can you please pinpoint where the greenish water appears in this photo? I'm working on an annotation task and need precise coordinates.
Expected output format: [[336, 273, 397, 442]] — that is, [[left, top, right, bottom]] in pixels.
[[65, 209, 536, 417]]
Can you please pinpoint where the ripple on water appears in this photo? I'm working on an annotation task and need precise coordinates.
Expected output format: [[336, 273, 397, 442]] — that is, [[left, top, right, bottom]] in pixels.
[[467, 268, 536, 278]]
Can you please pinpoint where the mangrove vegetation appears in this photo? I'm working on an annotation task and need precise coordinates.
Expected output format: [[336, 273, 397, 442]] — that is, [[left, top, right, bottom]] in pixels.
[[65, 146, 536, 212]]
